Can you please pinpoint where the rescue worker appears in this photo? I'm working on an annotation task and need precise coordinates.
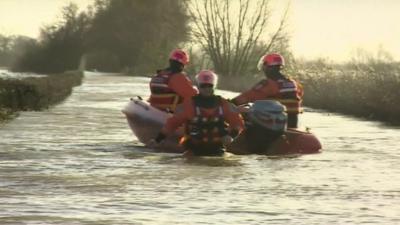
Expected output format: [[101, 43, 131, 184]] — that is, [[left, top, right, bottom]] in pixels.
[[153, 70, 244, 156], [231, 53, 303, 128], [148, 49, 198, 113]]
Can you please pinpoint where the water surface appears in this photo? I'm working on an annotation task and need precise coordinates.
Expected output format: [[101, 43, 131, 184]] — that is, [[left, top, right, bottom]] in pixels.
[[1, 72, 399, 224]]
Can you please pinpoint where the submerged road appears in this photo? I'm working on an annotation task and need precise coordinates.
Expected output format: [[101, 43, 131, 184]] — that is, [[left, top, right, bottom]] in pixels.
[[1, 71, 399, 224]]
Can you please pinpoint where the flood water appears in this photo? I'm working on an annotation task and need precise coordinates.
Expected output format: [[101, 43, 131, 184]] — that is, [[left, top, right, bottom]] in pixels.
[[1, 71, 399, 225]]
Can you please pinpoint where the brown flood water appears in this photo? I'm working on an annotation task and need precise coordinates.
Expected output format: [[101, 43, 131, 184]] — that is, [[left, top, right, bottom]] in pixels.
[[1, 71, 399, 225]]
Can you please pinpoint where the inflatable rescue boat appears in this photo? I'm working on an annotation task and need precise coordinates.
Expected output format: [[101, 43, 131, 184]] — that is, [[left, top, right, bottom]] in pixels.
[[122, 97, 322, 155]]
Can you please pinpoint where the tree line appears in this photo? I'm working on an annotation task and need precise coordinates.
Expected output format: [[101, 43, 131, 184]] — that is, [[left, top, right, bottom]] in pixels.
[[3, 0, 189, 74], [0, 35, 35, 68], [1, 0, 291, 77]]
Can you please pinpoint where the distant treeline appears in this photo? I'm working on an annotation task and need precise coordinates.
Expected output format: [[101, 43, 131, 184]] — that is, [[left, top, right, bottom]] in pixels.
[[0, 71, 83, 121], [0, 35, 36, 69], [1, 0, 293, 78], [1, 0, 189, 74]]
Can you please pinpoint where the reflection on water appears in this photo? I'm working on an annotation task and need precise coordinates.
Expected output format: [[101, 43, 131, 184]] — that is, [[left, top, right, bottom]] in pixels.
[[1, 71, 400, 224]]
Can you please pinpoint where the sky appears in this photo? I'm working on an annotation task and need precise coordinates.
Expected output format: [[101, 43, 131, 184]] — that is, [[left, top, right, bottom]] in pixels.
[[287, 0, 400, 61], [0, 0, 399, 62], [0, 0, 93, 36]]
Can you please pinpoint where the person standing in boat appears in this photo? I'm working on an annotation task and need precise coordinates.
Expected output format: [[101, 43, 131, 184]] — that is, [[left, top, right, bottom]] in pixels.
[[153, 70, 244, 156], [231, 53, 303, 128], [148, 49, 198, 113]]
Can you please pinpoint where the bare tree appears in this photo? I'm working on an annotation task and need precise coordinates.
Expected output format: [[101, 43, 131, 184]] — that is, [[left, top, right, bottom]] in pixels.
[[185, 0, 289, 77]]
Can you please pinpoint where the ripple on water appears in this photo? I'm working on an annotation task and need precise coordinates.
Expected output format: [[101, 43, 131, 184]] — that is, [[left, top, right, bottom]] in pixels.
[[1, 72, 400, 224]]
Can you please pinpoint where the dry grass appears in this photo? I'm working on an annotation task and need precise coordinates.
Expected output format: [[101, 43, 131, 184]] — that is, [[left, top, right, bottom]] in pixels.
[[212, 58, 400, 125], [217, 74, 262, 93], [298, 59, 400, 124]]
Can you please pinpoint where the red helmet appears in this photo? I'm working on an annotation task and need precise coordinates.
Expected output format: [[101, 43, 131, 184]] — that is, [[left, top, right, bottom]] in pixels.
[[169, 49, 189, 65], [195, 70, 218, 87], [257, 53, 285, 70]]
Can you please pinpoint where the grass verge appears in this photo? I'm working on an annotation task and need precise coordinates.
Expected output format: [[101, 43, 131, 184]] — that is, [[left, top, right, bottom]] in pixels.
[[0, 70, 83, 122]]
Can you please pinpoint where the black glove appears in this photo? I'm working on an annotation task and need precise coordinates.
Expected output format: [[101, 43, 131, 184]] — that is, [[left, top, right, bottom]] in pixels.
[[229, 129, 240, 139], [155, 132, 166, 143]]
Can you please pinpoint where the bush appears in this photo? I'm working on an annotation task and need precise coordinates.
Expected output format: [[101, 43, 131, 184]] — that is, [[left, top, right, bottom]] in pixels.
[[11, 4, 90, 73], [298, 57, 400, 124], [0, 71, 83, 122]]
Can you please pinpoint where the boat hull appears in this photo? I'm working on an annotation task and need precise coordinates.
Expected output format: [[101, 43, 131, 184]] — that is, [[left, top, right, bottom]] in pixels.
[[122, 99, 322, 155]]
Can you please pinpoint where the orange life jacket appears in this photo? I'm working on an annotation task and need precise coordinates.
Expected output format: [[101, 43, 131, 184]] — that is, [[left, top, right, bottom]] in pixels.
[[184, 96, 228, 145], [149, 70, 182, 112], [268, 78, 303, 114]]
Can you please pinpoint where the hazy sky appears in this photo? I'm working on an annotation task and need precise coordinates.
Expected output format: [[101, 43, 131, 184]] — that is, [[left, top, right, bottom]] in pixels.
[[288, 0, 400, 61], [0, 0, 93, 36], [0, 0, 399, 62]]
